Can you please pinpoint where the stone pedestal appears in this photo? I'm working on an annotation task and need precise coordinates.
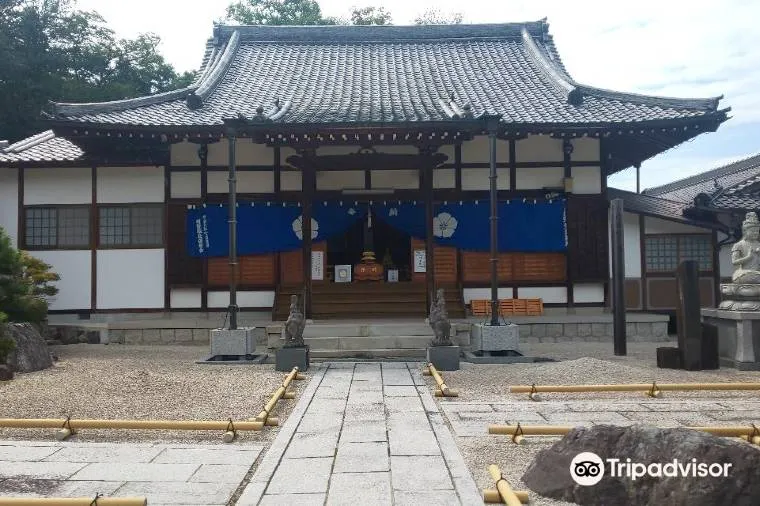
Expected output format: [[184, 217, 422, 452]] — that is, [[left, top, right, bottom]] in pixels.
[[427, 345, 460, 371], [719, 283, 760, 311], [701, 308, 760, 370], [276, 346, 309, 372], [210, 327, 256, 356], [471, 323, 519, 352]]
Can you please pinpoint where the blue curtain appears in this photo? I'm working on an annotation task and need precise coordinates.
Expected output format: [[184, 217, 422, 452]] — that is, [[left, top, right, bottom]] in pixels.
[[371, 202, 426, 239]]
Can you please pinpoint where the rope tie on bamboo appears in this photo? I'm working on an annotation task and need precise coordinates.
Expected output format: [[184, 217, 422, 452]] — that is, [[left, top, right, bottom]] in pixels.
[[647, 381, 659, 398], [512, 422, 525, 445], [528, 384, 540, 401], [90, 493, 103, 506], [62, 415, 74, 432]]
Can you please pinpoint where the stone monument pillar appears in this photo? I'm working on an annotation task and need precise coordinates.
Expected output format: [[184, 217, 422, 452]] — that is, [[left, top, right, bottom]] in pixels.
[[701, 212, 760, 370]]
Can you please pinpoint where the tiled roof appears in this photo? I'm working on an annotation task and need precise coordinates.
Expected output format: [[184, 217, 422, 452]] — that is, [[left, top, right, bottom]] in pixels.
[[0, 130, 83, 164], [47, 20, 726, 128], [609, 188, 689, 223]]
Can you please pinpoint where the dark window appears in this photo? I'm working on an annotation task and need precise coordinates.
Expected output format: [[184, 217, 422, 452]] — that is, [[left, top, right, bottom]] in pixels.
[[645, 235, 712, 273], [24, 206, 90, 248], [99, 205, 163, 247]]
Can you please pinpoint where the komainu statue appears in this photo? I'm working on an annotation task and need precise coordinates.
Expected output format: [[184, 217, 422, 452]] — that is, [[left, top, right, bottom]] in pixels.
[[429, 288, 452, 346], [284, 295, 306, 347], [720, 212, 760, 310]]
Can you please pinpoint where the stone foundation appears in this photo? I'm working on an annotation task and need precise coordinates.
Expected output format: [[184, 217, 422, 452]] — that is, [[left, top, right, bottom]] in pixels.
[[515, 321, 669, 343]]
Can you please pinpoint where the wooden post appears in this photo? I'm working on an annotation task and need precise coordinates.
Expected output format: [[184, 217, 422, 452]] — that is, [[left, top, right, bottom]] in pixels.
[[227, 130, 238, 330], [677, 260, 702, 370], [563, 139, 574, 309], [610, 198, 626, 355], [302, 157, 314, 319], [488, 122, 499, 326], [422, 152, 435, 309]]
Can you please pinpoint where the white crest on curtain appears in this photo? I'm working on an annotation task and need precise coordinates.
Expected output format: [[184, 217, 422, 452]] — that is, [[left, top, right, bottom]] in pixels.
[[292, 215, 319, 240], [433, 212, 458, 238]]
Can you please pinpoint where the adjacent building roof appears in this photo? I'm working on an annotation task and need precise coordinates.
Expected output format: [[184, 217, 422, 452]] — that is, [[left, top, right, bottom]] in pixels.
[[0, 130, 83, 164], [46, 20, 727, 129]]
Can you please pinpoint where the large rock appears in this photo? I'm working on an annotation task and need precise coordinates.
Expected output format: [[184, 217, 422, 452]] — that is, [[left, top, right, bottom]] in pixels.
[[2, 323, 53, 373], [522, 424, 760, 506]]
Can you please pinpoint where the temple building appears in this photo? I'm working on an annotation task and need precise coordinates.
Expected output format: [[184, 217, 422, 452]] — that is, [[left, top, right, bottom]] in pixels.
[[0, 20, 729, 319]]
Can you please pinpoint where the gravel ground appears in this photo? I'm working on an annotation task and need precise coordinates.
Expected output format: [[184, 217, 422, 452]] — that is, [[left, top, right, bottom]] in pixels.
[[0, 344, 306, 445], [429, 340, 760, 506]]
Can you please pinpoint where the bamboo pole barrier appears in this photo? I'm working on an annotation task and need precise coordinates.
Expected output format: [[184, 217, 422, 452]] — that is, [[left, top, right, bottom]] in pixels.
[[487, 465, 523, 506], [483, 489, 529, 503], [511, 382, 760, 401], [424, 363, 459, 397], [252, 367, 302, 426], [0, 418, 264, 443], [0, 498, 146, 505]]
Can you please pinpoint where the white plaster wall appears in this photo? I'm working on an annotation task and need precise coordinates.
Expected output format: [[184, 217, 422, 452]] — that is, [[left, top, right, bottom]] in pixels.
[[97, 249, 164, 309], [208, 141, 227, 166], [570, 166, 601, 194], [280, 171, 302, 191], [371, 170, 418, 190], [0, 168, 18, 244], [434, 168, 455, 189], [207, 290, 275, 308], [515, 167, 563, 190], [32, 250, 91, 310], [570, 137, 600, 162], [316, 171, 364, 191], [170, 288, 202, 309], [645, 217, 711, 234], [573, 283, 605, 303], [516, 135, 563, 163], [208, 170, 274, 193], [237, 139, 273, 166], [609, 212, 641, 278], [461, 136, 509, 163], [170, 171, 201, 198], [171, 141, 200, 166], [97, 166, 164, 203], [517, 286, 568, 303], [24, 167, 91, 205], [462, 168, 510, 190], [463, 287, 514, 304], [438, 144, 455, 161]]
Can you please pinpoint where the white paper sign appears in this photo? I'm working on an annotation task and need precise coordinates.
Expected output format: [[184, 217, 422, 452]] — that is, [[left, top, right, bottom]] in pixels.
[[413, 250, 426, 273], [311, 251, 324, 280], [388, 269, 399, 282]]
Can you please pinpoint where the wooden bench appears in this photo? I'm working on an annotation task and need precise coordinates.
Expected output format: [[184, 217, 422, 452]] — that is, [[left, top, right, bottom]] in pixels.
[[470, 298, 544, 317]]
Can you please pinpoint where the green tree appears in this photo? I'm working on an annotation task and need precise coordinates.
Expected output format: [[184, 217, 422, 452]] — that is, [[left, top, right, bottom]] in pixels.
[[226, 0, 331, 25], [414, 8, 463, 25], [349, 6, 391, 26]]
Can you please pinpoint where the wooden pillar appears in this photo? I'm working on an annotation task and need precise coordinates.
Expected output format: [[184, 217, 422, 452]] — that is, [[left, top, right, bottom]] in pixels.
[[422, 152, 435, 309], [639, 214, 647, 310], [163, 163, 170, 310], [301, 153, 315, 318], [711, 230, 720, 307], [610, 198, 626, 355], [227, 131, 239, 329], [563, 138, 575, 309], [91, 165, 97, 312], [199, 143, 209, 310], [487, 121, 499, 326]]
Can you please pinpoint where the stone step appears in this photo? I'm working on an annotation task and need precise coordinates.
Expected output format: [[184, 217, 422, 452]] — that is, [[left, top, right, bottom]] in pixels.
[[310, 348, 427, 359], [266, 323, 439, 338], [303, 335, 432, 350]]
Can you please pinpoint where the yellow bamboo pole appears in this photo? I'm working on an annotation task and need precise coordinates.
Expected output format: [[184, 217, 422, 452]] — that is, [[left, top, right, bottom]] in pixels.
[[0, 498, 146, 506], [253, 367, 300, 424], [488, 465, 522, 506], [510, 382, 760, 394], [0, 418, 264, 431], [739, 435, 760, 445], [483, 489, 529, 503], [427, 363, 459, 397], [489, 424, 760, 439]]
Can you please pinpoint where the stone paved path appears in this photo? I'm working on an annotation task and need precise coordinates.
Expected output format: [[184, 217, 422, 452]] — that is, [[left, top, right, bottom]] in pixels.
[[440, 399, 760, 437], [0, 440, 264, 505], [237, 362, 481, 505]]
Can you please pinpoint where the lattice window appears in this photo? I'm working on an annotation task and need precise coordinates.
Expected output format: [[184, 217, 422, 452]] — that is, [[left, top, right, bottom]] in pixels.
[[24, 207, 89, 248], [99, 205, 163, 247], [645, 235, 712, 273]]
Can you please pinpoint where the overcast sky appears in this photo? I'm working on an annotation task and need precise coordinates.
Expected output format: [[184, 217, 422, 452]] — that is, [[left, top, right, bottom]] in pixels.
[[76, 0, 760, 193]]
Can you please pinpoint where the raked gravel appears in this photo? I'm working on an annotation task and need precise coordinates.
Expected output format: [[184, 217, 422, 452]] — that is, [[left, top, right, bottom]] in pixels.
[[0, 344, 306, 445]]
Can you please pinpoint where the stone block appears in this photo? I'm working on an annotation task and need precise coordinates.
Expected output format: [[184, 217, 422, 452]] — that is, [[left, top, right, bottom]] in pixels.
[[652, 322, 668, 338], [43, 446, 163, 463], [124, 329, 143, 345], [546, 323, 563, 337], [275, 346, 309, 372], [626, 323, 637, 337], [327, 472, 391, 506], [108, 329, 125, 344], [153, 447, 263, 465], [192, 328, 209, 342], [388, 429, 440, 456], [0, 446, 59, 461], [577, 323, 592, 337], [591, 323, 606, 337], [189, 464, 250, 484], [519, 325, 531, 338], [160, 329, 176, 343], [267, 457, 333, 494], [333, 442, 389, 473], [142, 329, 161, 343], [117, 481, 235, 506], [390, 456, 452, 491], [69, 462, 198, 481], [211, 327, 256, 356], [426, 345, 460, 371], [636, 322, 652, 338], [174, 329, 193, 343], [285, 432, 339, 459], [471, 323, 519, 352], [394, 491, 460, 506], [531, 324, 546, 338], [563, 324, 578, 337], [340, 420, 387, 443]]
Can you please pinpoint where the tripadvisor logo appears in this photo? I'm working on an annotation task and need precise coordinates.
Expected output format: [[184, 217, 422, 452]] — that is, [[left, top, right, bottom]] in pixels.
[[570, 452, 733, 486]]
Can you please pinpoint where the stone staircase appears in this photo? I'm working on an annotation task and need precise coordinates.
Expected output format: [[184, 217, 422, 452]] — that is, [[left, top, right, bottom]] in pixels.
[[266, 321, 471, 359]]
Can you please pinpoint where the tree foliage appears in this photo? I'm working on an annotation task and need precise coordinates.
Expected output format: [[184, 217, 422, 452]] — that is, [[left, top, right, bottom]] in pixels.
[[226, 0, 392, 26], [414, 8, 463, 25], [349, 6, 391, 26], [0, 0, 194, 142], [0, 227, 58, 323]]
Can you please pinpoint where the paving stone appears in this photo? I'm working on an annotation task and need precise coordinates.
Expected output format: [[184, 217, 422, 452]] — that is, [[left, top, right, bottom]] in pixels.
[[389, 429, 440, 456], [314, 386, 351, 399], [381, 362, 411, 369], [381, 370, 415, 386], [69, 462, 199, 482], [259, 494, 326, 506], [385, 396, 425, 412], [267, 457, 333, 494], [383, 385, 418, 397], [439, 403, 495, 413], [542, 411, 631, 424], [390, 456, 453, 491], [344, 403, 385, 422], [639, 401, 724, 411], [327, 472, 391, 506], [152, 447, 263, 465], [622, 411, 725, 426], [394, 490, 459, 505], [353, 370, 382, 382], [333, 442, 389, 473], [0, 478, 123, 497], [296, 411, 343, 434], [0, 446, 60, 462], [116, 481, 234, 505], [349, 380, 382, 392], [189, 464, 250, 484], [455, 411, 508, 422], [347, 390, 384, 404], [340, 420, 387, 443], [387, 411, 430, 431], [0, 441, 59, 447], [284, 431, 339, 458], [43, 446, 163, 464], [305, 398, 347, 413], [491, 402, 568, 413], [565, 402, 650, 413], [706, 410, 760, 421], [0, 462, 86, 480]]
